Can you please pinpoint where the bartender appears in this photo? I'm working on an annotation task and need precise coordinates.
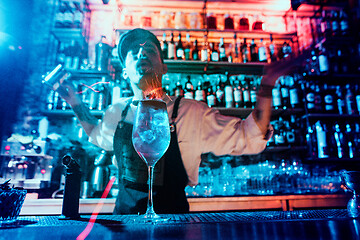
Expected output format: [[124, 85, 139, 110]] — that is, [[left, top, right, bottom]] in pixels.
[[58, 28, 302, 214]]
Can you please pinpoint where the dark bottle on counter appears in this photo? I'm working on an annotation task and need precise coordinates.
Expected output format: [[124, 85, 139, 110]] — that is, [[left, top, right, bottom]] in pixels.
[[206, 86, 216, 108], [241, 38, 250, 63], [345, 123, 355, 159], [345, 84, 356, 115], [184, 76, 194, 99], [315, 120, 329, 158], [174, 80, 184, 97], [224, 14, 234, 30], [250, 39, 258, 62], [333, 123, 346, 158], [216, 78, 225, 107], [280, 77, 290, 109], [219, 38, 227, 62], [272, 83, 282, 110], [184, 33, 192, 60], [210, 43, 219, 62], [168, 33, 175, 60], [192, 39, 200, 61], [289, 76, 301, 109], [233, 79, 243, 108], [242, 79, 252, 108], [161, 32, 168, 59], [194, 81, 205, 103], [176, 33, 184, 60], [224, 75, 234, 108], [314, 84, 323, 112], [336, 86, 346, 115], [323, 84, 336, 113]]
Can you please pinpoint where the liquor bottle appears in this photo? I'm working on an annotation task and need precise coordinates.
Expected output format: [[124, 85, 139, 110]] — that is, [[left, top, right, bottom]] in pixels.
[[323, 84, 336, 113], [219, 38, 227, 62], [73, 2, 83, 28], [55, 2, 65, 28], [241, 38, 250, 63], [216, 78, 225, 107], [274, 118, 286, 146], [339, 10, 349, 36], [258, 39, 267, 63], [354, 123, 360, 157], [192, 39, 200, 61], [168, 33, 175, 60], [242, 79, 252, 108], [336, 86, 346, 115], [210, 43, 219, 62], [195, 81, 205, 102], [46, 90, 56, 110], [233, 33, 240, 63], [184, 33, 192, 60], [176, 33, 184, 60], [315, 121, 329, 158], [161, 33, 168, 59], [206, 86, 216, 108], [314, 84, 323, 113], [306, 125, 317, 158], [250, 39, 258, 62], [280, 77, 290, 109], [331, 11, 340, 37], [239, 14, 249, 30], [355, 84, 360, 115], [320, 10, 331, 38], [288, 76, 301, 109], [233, 78, 243, 108], [174, 80, 184, 97], [284, 120, 296, 146], [201, 35, 210, 62], [333, 123, 346, 158], [224, 14, 234, 30], [184, 76, 194, 99], [304, 82, 315, 113], [63, 2, 74, 28], [224, 74, 233, 108], [318, 45, 329, 74], [272, 83, 282, 110], [249, 79, 257, 108], [345, 84, 356, 115], [268, 34, 277, 63], [345, 123, 355, 158]]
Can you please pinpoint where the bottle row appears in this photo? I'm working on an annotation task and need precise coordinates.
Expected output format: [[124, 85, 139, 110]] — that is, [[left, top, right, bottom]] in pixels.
[[186, 155, 342, 197], [119, 8, 276, 32], [302, 81, 360, 115], [306, 120, 360, 159], [159, 32, 292, 64], [54, 0, 85, 29], [267, 115, 303, 148]]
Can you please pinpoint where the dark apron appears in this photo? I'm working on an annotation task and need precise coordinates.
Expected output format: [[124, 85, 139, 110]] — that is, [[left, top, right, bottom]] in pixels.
[[113, 97, 189, 214]]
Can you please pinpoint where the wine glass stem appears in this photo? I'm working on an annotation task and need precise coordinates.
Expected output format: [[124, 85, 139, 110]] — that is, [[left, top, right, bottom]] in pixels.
[[146, 165, 156, 215]]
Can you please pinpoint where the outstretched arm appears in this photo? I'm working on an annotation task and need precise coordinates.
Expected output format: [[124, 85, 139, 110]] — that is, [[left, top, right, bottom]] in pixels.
[[57, 81, 98, 136], [253, 51, 309, 136]]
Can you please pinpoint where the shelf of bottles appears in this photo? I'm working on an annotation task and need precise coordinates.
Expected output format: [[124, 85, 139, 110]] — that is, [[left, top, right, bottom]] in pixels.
[[51, 0, 90, 42]]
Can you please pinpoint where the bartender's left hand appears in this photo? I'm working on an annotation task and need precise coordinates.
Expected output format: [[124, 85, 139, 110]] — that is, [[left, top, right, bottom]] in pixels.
[[262, 49, 310, 86]]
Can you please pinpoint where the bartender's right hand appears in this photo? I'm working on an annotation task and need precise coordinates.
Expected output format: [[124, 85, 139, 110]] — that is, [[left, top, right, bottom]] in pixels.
[[57, 80, 82, 107]]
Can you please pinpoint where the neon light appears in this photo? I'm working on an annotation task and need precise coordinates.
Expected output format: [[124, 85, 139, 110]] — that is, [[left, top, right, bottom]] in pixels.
[[76, 176, 116, 240]]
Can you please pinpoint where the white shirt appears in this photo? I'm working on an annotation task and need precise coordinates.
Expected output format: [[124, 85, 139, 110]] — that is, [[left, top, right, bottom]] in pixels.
[[89, 95, 270, 186]]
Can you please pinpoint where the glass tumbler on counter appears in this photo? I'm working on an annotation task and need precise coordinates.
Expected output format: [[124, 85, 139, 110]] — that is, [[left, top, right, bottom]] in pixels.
[[0, 182, 27, 224]]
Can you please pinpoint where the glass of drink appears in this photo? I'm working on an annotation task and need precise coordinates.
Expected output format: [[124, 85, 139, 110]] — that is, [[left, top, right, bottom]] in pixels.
[[132, 99, 171, 222]]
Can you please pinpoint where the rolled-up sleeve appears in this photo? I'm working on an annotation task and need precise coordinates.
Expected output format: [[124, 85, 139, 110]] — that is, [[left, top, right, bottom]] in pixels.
[[200, 107, 270, 156]]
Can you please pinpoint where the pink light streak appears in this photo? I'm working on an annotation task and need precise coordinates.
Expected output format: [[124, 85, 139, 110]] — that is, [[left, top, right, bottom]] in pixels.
[[76, 176, 116, 240]]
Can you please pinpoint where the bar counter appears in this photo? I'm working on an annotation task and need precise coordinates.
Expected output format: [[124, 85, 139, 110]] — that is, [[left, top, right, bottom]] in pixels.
[[1, 209, 359, 239]]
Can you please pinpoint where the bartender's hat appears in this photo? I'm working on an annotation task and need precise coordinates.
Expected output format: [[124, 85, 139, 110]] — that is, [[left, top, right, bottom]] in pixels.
[[118, 28, 163, 67]]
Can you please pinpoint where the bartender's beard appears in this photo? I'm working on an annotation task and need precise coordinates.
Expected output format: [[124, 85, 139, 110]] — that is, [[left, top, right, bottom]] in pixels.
[[138, 71, 163, 99]]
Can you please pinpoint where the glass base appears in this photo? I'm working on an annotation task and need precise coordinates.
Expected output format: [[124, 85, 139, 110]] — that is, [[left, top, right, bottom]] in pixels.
[[133, 212, 170, 224]]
